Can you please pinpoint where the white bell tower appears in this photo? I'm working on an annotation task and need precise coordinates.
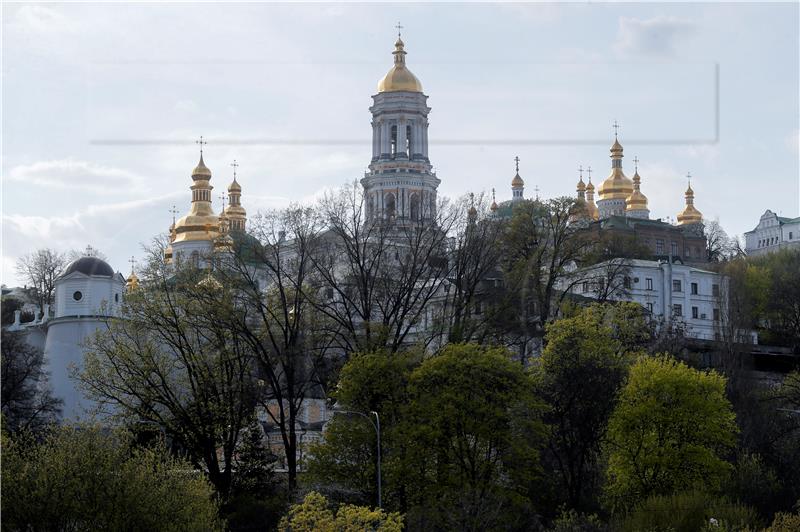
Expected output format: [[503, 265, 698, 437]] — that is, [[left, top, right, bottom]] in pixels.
[[361, 33, 440, 225]]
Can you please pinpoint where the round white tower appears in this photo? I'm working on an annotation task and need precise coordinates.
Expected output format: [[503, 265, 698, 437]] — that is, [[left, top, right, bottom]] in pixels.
[[44, 256, 125, 420]]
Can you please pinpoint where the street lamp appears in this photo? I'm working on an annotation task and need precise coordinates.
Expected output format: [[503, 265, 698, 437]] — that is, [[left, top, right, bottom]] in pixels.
[[331, 404, 382, 508]]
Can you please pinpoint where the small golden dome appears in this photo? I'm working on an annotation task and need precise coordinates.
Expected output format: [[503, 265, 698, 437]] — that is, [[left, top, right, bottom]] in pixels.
[[626, 171, 648, 211], [228, 178, 241, 193], [677, 183, 703, 225], [126, 270, 139, 290], [511, 172, 524, 188], [576, 178, 586, 192], [192, 154, 212, 179], [377, 37, 423, 93]]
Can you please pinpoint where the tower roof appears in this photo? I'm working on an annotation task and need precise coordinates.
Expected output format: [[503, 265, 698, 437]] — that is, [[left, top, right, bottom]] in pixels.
[[61, 257, 115, 278], [598, 136, 633, 200], [377, 37, 423, 93], [626, 169, 649, 211], [192, 154, 212, 179], [677, 179, 703, 225]]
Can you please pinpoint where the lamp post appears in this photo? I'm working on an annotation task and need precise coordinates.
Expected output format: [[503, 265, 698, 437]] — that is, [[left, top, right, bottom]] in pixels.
[[331, 405, 382, 508]]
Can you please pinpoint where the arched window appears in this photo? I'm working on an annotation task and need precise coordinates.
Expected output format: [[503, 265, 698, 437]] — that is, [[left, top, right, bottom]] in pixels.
[[410, 193, 420, 221], [191, 250, 200, 267], [385, 193, 396, 219], [390, 125, 397, 158], [406, 124, 412, 157]]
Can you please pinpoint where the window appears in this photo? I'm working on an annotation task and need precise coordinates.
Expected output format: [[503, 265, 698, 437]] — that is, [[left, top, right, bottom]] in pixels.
[[406, 124, 412, 157], [671, 241, 678, 256], [646, 302, 654, 314], [672, 279, 682, 292], [713, 308, 720, 321], [656, 239, 664, 254], [390, 125, 397, 157], [645, 278, 653, 291], [623, 276, 632, 289], [712, 284, 720, 297], [410, 193, 420, 221], [384, 193, 396, 218], [691, 282, 698, 295], [73, 291, 83, 301], [790, 232, 794, 240], [673, 304, 682, 317], [597, 277, 605, 293], [114, 293, 119, 303], [692, 306, 699, 319], [582, 281, 589, 293], [474, 301, 483, 315]]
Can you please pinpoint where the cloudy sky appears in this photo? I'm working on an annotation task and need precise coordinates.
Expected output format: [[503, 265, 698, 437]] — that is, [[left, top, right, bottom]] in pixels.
[[3, 2, 798, 285]]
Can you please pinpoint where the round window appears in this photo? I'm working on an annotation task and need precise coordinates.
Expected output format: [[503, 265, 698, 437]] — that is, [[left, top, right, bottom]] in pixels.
[[73, 291, 83, 301]]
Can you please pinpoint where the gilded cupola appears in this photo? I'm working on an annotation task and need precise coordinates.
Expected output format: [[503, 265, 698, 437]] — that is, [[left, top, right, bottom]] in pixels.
[[172, 144, 220, 245], [584, 169, 599, 220], [597, 136, 634, 201], [625, 157, 649, 219], [377, 36, 423, 93], [677, 174, 703, 225]]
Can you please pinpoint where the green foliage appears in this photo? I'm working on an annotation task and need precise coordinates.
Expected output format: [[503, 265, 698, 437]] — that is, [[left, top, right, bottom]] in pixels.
[[400, 343, 546, 531], [1, 425, 222, 531], [278, 491, 403, 532], [550, 509, 609, 531], [536, 303, 644, 510], [605, 356, 738, 509], [764, 509, 800, 532], [723, 451, 781, 517], [619, 491, 761, 532], [306, 349, 419, 506]]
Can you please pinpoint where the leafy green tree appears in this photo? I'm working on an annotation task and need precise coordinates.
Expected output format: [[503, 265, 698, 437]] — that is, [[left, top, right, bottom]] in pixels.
[[1, 425, 222, 531], [535, 303, 646, 511], [306, 349, 419, 507], [278, 491, 403, 532], [605, 356, 738, 509], [619, 491, 761, 532], [400, 343, 546, 531]]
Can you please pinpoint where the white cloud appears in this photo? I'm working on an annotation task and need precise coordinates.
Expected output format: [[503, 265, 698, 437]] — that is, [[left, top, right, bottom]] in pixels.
[[7, 159, 146, 194], [174, 99, 198, 112], [614, 16, 695, 57], [12, 5, 77, 34]]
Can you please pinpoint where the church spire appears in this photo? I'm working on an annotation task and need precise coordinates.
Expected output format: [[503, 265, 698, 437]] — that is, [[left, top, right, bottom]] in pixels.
[[511, 155, 525, 202], [226, 159, 247, 232]]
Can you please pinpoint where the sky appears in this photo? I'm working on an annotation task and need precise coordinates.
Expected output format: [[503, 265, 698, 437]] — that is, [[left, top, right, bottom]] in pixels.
[[3, 2, 799, 286]]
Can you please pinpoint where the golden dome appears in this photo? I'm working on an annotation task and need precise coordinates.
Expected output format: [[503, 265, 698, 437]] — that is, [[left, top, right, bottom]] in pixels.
[[625, 170, 648, 211], [576, 178, 586, 193], [598, 138, 633, 200], [192, 154, 212, 179], [677, 183, 703, 225], [377, 37, 423, 93], [228, 177, 241, 193], [126, 271, 139, 290], [511, 172, 524, 188], [584, 179, 599, 220]]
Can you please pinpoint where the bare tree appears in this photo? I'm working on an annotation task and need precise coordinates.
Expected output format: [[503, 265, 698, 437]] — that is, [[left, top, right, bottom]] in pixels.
[[15, 249, 67, 314], [501, 197, 595, 359], [79, 241, 257, 499], [704, 219, 737, 263], [310, 181, 456, 355], [438, 193, 505, 344], [215, 206, 331, 491], [1, 329, 62, 433]]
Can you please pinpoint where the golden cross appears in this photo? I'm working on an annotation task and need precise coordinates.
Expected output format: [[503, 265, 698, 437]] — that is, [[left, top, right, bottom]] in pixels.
[[514, 155, 520, 173], [128, 256, 136, 273], [395, 22, 403, 37], [633, 156, 639, 171], [169, 205, 179, 225], [586, 166, 592, 182], [578, 164, 583, 178], [230, 159, 238, 180], [196, 135, 207, 155], [612, 120, 620, 138]]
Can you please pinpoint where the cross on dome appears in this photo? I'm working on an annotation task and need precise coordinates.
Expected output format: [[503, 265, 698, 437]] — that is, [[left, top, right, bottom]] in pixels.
[[633, 156, 639, 171], [196, 135, 207, 155], [230, 159, 239, 180], [612, 120, 620, 138], [128, 256, 136, 273], [395, 22, 403, 37], [514, 155, 520, 173]]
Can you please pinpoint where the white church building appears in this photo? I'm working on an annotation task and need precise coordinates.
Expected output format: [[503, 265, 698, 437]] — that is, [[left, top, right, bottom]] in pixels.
[[744, 209, 800, 256]]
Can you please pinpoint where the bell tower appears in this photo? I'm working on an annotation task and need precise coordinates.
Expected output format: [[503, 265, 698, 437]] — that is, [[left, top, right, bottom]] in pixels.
[[362, 32, 440, 224]]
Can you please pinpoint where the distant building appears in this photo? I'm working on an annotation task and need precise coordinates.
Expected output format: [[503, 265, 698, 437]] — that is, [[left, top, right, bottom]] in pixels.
[[565, 258, 756, 343], [744, 209, 800, 256]]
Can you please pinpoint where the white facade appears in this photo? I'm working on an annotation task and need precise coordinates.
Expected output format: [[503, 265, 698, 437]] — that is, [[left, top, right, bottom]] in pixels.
[[568, 258, 735, 342], [744, 209, 800, 256]]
